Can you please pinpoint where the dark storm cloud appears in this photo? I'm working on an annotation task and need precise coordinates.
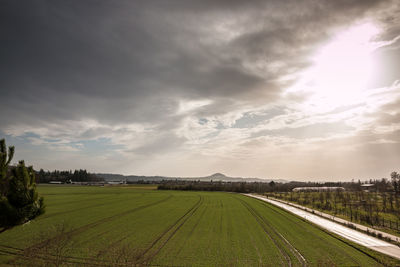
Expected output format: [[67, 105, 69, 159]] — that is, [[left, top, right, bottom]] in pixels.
[[1, 0, 398, 161], [1, 0, 390, 128], [1, 0, 267, 127]]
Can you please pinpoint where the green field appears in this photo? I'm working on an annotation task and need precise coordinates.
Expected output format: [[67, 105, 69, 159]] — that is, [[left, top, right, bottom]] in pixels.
[[0, 185, 398, 266]]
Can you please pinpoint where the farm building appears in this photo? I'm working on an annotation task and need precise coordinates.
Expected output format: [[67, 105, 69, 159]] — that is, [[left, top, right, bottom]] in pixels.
[[292, 186, 345, 192], [361, 183, 375, 192], [107, 180, 127, 185], [49, 181, 63, 184]]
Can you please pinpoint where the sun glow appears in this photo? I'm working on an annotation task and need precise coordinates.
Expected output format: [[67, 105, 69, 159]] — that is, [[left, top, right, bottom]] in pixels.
[[297, 23, 381, 111]]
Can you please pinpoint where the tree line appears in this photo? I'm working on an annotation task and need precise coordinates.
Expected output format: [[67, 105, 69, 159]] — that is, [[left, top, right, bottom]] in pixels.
[[36, 169, 103, 183], [157, 176, 400, 194]]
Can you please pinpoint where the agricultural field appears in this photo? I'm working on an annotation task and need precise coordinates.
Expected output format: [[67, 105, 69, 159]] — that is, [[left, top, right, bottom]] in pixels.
[[0, 185, 399, 266]]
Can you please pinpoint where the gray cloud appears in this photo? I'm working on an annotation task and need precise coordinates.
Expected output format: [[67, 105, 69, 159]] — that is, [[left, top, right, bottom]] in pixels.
[[370, 95, 400, 126], [370, 45, 400, 89], [129, 133, 187, 156], [1, 0, 390, 127], [1, 0, 399, 177], [252, 122, 354, 139]]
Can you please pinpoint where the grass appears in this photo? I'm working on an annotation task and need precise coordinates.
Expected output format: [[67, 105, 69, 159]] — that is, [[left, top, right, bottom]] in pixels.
[[0, 185, 399, 266]]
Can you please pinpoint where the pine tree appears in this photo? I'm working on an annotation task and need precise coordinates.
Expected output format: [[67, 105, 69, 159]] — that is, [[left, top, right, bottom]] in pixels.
[[0, 138, 14, 196], [0, 140, 45, 228]]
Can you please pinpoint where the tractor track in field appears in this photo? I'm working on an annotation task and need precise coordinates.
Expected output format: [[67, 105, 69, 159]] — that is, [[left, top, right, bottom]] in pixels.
[[239, 198, 308, 267], [0, 244, 127, 266], [96, 196, 204, 261], [42, 192, 123, 196], [0, 244, 186, 267], [237, 197, 308, 267], [0, 195, 175, 266], [42, 192, 144, 206], [94, 235, 130, 259], [44, 196, 107, 207], [73, 229, 112, 248], [24, 195, 174, 254], [43, 194, 118, 205], [249, 233, 263, 265], [253, 197, 365, 266], [236, 197, 291, 267], [174, 201, 208, 258], [136, 195, 204, 265], [0, 244, 105, 266], [38, 196, 132, 220]]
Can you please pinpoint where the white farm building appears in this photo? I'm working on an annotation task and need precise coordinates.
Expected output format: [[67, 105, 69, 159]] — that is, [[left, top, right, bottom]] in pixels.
[[292, 187, 345, 192]]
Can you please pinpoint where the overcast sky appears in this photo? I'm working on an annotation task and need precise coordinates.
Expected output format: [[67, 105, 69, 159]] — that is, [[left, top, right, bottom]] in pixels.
[[1, 0, 400, 181]]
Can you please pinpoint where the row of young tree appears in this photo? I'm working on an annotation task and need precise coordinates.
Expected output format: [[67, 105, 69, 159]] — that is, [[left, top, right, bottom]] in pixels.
[[36, 169, 103, 183], [268, 190, 400, 231], [158, 180, 262, 192], [0, 139, 45, 229], [391, 171, 400, 195]]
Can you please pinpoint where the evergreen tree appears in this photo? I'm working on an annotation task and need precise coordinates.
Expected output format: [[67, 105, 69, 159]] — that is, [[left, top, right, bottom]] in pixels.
[[0, 140, 45, 228], [0, 138, 14, 196]]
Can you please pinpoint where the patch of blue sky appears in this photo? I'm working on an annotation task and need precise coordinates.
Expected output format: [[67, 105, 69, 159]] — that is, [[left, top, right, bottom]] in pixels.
[[9, 132, 64, 144], [198, 118, 208, 125], [0, 131, 50, 164], [201, 130, 220, 140], [0, 133, 15, 146], [232, 108, 285, 129], [198, 118, 227, 130], [1, 132, 38, 146], [215, 122, 227, 130], [74, 138, 124, 155], [0, 131, 122, 157]]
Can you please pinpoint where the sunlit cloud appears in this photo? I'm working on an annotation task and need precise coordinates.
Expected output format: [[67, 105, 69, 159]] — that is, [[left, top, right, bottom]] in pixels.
[[1, 0, 399, 180], [288, 22, 382, 112]]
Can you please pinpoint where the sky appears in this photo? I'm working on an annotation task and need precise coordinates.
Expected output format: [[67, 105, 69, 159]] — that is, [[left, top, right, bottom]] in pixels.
[[1, 0, 400, 181]]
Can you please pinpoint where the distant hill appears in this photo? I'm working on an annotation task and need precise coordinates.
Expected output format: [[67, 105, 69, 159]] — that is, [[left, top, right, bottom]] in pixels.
[[208, 173, 227, 179], [96, 172, 287, 183]]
